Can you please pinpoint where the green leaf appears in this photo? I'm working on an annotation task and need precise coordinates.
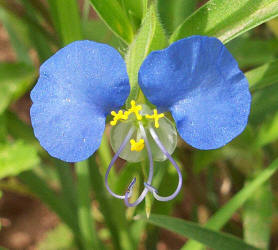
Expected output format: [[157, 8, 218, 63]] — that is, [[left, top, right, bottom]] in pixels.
[[143, 214, 258, 250], [54, 160, 77, 221], [157, 0, 198, 36], [0, 114, 7, 143], [48, 0, 82, 46], [19, 170, 80, 236], [88, 158, 135, 250], [255, 112, 278, 147], [170, 0, 278, 44], [5, 111, 37, 145], [82, 19, 120, 48], [123, 0, 143, 19], [122, 0, 143, 28], [76, 160, 103, 250], [193, 149, 222, 174], [38, 223, 76, 250], [21, 0, 52, 62], [125, 4, 168, 105], [243, 182, 272, 249], [183, 157, 278, 250], [246, 59, 278, 91], [26, 0, 53, 27], [249, 82, 278, 127], [0, 0, 57, 49], [267, 17, 278, 36], [89, 0, 134, 44], [0, 141, 39, 179], [227, 37, 278, 68], [0, 8, 32, 64], [0, 63, 36, 114]]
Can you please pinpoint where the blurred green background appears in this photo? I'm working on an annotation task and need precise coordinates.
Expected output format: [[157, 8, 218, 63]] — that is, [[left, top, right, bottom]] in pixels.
[[0, 0, 278, 249]]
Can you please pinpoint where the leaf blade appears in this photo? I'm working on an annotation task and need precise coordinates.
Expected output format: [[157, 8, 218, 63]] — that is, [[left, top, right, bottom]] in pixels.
[[48, 0, 82, 46], [143, 214, 258, 250], [0, 63, 36, 114], [183, 157, 278, 250], [89, 0, 134, 44], [0, 141, 39, 179], [246, 59, 278, 91], [243, 182, 272, 249], [170, 0, 278, 44]]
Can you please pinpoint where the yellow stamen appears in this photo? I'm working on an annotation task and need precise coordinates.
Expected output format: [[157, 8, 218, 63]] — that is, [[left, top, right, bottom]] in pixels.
[[125, 100, 142, 121], [110, 110, 128, 126], [145, 109, 164, 128], [130, 139, 145, 152]]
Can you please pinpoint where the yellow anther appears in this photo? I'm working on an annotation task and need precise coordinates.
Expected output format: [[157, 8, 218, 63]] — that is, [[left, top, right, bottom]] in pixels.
[[126, 100, 142, 121], [145, 109, 164, 128], [130, 139, 145, 152], [110, 110, 128, 126]]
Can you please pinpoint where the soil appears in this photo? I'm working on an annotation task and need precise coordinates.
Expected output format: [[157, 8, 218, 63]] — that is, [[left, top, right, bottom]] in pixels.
[[0, 192, 59, 250]]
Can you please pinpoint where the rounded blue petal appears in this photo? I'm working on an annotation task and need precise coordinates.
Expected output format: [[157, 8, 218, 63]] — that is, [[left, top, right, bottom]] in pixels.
[[31, 40, 130, 162], [139, 36, 251, 150]]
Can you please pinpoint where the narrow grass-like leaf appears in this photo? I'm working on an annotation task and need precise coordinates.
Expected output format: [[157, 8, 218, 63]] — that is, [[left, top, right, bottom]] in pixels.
[[170, 0, 278, 44], [54, 160, 77, 217], [0, 63, 36, 114], [0, 9, 31, 64], [255, 112, 278, 147], [48, 0, 82, 46], [47, 0, 61, 41], [249, 82, 278, 126], [122, 0, 143, 28], [125, 3, 168, 105], [227, 37, 278, 68], [5, 111, 37, 145], [76, 160, 103, 250], [0, 115, 6, 143], [0, 0, 57, 47], [19, 171, 80, 235], [89, 0, 134, 44], [27, 0, 53, 27], [21, 0, 52, 62], [143, 214, 258, 250], [246, 59, 278, 91], [82, 20, 120, 48], [157, 0, 197, 36], [243, 182, 272, 249], [183, 157, 278, 250], [88, 157, 135, 250], [88, 158, 121, 250], [267, 17, 278, 36]]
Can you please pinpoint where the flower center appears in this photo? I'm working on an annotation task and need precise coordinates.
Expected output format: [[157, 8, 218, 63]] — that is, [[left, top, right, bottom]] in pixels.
[[110, 100, 164, 130], [130, 139, 145, 152], [105, 100, 182, 207]]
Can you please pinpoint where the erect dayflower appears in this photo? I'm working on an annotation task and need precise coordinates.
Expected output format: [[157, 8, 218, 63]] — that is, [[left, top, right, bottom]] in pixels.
[[30, 36, 251, 207]]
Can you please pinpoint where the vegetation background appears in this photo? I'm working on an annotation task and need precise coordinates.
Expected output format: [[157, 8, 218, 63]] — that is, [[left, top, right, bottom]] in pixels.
[[0, 0, 278, 249]]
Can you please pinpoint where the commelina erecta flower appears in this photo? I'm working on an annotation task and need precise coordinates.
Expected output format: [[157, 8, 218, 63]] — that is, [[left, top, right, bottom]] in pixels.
[[30, 35, 251, 207]]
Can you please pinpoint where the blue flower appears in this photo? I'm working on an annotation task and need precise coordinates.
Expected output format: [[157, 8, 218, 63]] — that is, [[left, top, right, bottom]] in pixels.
[[139, 36, 251, 150], [31, 40, 130, 162], [30, 36, 251, 206]]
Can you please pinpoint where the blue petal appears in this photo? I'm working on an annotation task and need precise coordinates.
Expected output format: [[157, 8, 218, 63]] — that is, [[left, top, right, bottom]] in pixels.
[[31, 40, 130, 162], [139, 36, 251, 150]]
